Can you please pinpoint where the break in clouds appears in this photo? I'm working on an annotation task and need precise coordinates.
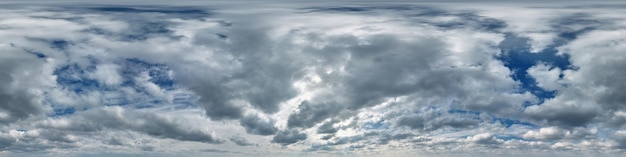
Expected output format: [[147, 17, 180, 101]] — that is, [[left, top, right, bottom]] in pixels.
[[1, 1, 626, 157]]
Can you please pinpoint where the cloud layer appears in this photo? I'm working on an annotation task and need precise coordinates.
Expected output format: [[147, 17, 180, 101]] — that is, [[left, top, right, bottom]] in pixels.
[[0, 1, 626, 157]]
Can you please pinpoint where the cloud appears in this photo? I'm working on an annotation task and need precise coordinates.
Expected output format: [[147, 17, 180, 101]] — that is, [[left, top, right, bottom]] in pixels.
[[88, 64, 123, 86], [0, 43, 52, 123], [316, 120, 339, 134], [37, 106, 223, 144], [271, 129, 307, 146], [239, 114, 278, 136], [1, 2, 626, 157], [287, 101, 344, 129], [522, 127, 566, 141], [396, 108, 480, 131], [229, 135, 256, 146], [466, 133, 503, 145]]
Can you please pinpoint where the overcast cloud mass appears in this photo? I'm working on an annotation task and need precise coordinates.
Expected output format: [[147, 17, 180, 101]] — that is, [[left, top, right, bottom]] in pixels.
[[1, 0, 626, 157]]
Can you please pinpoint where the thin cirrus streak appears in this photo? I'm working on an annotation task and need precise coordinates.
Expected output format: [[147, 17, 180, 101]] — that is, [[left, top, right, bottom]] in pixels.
[[0, 1, 625, 157]]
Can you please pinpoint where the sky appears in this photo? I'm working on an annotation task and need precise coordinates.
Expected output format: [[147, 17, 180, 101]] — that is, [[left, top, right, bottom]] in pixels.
[[0, 0, 626, 157]]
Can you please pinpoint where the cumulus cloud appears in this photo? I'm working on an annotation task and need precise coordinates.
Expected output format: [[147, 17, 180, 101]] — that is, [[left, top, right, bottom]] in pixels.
[[523, 127, 566, 141], [272, 129, 307, 146], [1, 1, 626, 157], [239, 114, 278, 136], [466, 133, 503, 145], [0, 43, 52, 123]]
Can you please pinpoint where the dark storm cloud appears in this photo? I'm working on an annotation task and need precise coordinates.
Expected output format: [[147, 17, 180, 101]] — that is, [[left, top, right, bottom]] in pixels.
[[271, 129, 307, 145]]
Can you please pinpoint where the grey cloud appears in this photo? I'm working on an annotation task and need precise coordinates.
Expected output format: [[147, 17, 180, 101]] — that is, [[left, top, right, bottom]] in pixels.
[[107, 137, 124, 146], [178, 24, 301, 121], [229, 136, 256, 146], [612, 131, 626, 149], [284, 34, 443, 129], [74, 6, 213, 41], [282, 24, 526, 132], [287, 101, 344, 129], [186, 82, 244, 120], [305, 6, 507, 31], [239, 114, 278, 136], [517, 11, 626, 129], [0, 91, 42, 123], [271, 129, 307, 146], [524, 100, 598, 127], [38, 130, 78, 144], [571, 49, 626, 112], [320, 134, 334, 140], [89, 7, 210, 15], [0, 135, 14, 149], [3, 2, 626, 155], [316, 120, 339, 134], [341, 35, 446, 109], [313, 131, 414, 150], [201, 148, 232, 153], [135, 113, 221, 143], [305, 144, 335, 152], [396, 109, 480, 131], [0, 46, 49, 123], [397, 116, 426, 130], [327, 135, 366, 146], [37, 107, 223, 144], [377, 133, 414, 145]]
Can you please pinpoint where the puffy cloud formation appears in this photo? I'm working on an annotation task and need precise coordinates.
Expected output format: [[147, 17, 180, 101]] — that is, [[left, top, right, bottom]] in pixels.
[[1, 1, 626, 157]]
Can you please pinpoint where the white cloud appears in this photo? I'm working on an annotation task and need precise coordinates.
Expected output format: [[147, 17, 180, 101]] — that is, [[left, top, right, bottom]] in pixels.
[[0, 2, 626, 157], [523, 127, 566, 141], [88, 64, 122, 86]]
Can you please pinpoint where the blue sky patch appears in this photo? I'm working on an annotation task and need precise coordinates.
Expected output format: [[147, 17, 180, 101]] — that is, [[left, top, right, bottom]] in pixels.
[[497, 33, 571, 103], [447, 109, 481, 116], [122, 58, 174, 90], [54, 63, 100, 94], [363, 121, 389, 130], [53, 107, 76, 116], [493, 117, 537, 128]]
